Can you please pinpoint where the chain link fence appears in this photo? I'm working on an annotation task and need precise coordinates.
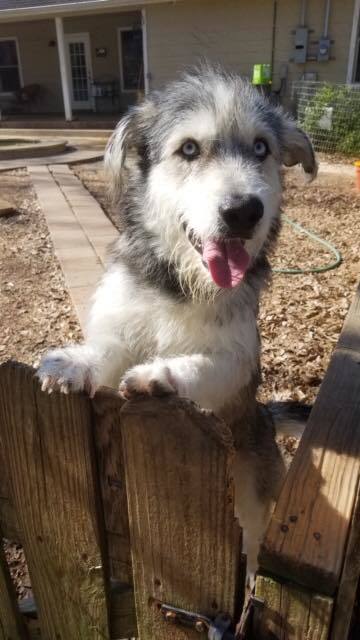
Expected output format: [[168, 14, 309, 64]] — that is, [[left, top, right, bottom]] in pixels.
[[291, 81, 360, 156]]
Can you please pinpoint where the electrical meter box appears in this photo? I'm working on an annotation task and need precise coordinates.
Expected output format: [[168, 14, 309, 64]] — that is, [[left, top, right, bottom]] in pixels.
[[294, 27, 308, 64], [318, 37, 331, 62]]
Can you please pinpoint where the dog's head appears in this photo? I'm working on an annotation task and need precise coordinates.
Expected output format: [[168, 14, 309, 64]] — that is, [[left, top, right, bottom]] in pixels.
[[106, 67, 316, 299]]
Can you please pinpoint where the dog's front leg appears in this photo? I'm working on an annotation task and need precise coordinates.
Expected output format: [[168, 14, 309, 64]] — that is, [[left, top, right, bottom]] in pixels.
[[120, 351, 251, 413], [37, 337, 131, 397]]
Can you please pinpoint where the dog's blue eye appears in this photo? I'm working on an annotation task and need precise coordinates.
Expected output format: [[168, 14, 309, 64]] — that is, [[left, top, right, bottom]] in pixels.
[[180, 140, 200, 159], [253, 139, 269, 159]]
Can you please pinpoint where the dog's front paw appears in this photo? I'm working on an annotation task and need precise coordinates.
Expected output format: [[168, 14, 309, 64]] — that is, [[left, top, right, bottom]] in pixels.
[[37, 345, 98, 397], [119, 362, 177, 400]]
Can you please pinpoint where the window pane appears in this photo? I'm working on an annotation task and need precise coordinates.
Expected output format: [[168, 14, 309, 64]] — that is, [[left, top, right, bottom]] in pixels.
[[0, 40, 18, 66], [121, 29, 144, 91], [69, 41, 89, 102], [0, 67, 20, 92]]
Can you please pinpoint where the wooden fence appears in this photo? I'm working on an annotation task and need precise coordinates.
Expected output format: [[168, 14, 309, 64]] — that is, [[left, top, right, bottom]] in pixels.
[[0, 361, 243, 639], [0, 284, 359, 639], [255, 283, 360, 640]]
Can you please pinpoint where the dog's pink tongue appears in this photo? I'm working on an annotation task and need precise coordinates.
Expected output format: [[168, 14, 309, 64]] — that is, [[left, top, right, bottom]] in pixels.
[[203, 239, 250, 288]]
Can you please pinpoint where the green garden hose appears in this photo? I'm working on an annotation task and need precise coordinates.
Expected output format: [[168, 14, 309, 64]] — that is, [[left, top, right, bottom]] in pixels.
[[273, 214, 342, 275]]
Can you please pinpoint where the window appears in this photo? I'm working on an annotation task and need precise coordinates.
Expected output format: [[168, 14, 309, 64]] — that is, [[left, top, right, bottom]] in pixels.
[[0, 39, 21, 93], [118, 28, 144, 92]]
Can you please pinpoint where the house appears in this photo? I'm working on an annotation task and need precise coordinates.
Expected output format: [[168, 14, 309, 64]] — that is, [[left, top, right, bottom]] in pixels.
[[0, 0, 359, 121]]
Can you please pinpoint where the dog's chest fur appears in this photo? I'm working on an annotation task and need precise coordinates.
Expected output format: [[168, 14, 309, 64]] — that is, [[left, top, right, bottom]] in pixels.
[[88, 263, 260, 401]]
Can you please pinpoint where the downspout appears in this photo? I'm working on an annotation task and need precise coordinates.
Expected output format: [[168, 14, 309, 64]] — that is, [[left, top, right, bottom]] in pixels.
[[270, 0, 277, 85], [323, 0, 331, 37], [141, 8, 150, 94]]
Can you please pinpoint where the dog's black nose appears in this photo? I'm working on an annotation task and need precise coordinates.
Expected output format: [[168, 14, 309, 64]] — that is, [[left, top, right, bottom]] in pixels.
[[219, 195, 264, 238]]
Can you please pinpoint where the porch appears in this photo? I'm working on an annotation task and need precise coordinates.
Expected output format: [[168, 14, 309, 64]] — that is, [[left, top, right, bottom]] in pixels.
[[0, 5, 148, 123]]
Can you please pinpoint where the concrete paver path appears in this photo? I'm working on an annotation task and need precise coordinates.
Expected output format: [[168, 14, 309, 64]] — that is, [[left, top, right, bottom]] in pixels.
[[0, 149, 103, 172], [29, 164, 119, 328]]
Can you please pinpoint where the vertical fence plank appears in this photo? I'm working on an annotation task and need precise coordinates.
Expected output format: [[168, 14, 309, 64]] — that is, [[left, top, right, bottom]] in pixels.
[[0, 538, 28, 639], [92, 391, 137, 638], [254, 574, 333, 640], [92, 391, 131, 585], [0, 361, 109, 640], [0, 443, 21, 543], [121, 396, 242, 640]]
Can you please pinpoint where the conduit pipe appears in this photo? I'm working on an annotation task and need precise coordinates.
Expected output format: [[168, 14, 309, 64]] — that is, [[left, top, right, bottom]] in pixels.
[[323, 0, 332, 37], [300, 0, 307, 26]]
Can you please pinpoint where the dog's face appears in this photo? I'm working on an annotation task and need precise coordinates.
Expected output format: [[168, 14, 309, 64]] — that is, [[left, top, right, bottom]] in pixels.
[[106, 69, 316, 298]]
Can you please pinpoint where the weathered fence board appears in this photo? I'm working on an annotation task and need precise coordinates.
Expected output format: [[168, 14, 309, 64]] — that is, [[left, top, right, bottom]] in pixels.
[[121, 396, 242, 640], [92, 390, 136, 638], [0, 536, 28, 639], [259, 284, 360, 597], [0, 442, 21, 543], [330, 475, 360, 640], [254, 574, 333, 640], [92, 390, 132, 585], [0, 361, 109, 639]]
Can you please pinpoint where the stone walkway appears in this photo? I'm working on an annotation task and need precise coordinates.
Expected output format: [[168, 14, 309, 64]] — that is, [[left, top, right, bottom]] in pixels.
[[29, 164, 119, 328]]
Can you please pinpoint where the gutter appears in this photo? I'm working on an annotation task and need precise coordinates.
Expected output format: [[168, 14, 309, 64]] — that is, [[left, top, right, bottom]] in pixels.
[[0, 0, 179, 22]]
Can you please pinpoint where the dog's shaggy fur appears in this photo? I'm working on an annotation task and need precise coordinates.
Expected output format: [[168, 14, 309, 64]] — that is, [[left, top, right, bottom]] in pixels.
[[38, 67, 316, 574]]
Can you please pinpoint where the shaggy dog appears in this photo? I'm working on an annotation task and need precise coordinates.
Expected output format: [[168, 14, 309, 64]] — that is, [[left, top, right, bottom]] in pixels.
[[38, 67, 317, 574]]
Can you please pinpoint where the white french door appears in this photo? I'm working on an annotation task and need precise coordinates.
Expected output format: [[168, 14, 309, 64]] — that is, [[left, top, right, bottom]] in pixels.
[[65, 33, 93, 110]]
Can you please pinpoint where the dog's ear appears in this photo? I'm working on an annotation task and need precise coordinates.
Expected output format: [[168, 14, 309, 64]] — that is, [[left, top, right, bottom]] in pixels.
[[281, 120, 318, 180], [105, 100, 155, 200]]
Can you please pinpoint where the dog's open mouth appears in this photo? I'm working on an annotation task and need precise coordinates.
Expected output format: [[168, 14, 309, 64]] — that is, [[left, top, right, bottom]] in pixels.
[[187, 228, 250, 289]]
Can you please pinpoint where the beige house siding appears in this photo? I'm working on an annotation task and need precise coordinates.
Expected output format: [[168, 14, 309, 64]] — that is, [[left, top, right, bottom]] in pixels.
[[146, 0, 274, 87], [146, 0, 356, 96]]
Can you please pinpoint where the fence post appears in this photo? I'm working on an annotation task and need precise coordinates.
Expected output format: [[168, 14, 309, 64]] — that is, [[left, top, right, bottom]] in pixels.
[[121, 395, 242, 640]]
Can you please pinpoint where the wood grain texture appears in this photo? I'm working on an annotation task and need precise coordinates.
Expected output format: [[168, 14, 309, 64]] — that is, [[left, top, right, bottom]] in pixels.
[[0, 498, 21, 543], [92, 390, 131, 585], [0, 432, 21, 543], [92, 390, 137, 638], [0, 361, 109, 640], [254, 574, 333, 640], [0, 536, 28, 639], [18, 584, 136, 640], [259, 285, 360, 596], [121, 396, 242, 640], [330, 480, 360, 640]]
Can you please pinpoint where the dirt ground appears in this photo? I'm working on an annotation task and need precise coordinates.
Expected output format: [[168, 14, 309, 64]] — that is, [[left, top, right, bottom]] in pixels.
[[0, 159, 359, 603]]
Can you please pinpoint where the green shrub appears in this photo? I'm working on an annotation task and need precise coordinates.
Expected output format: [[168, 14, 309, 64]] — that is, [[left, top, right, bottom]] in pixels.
[[299, 84, 360, 156]]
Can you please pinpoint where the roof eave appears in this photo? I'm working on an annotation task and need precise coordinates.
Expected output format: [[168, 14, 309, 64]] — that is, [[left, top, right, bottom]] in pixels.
[[0, 0, 178, 22]]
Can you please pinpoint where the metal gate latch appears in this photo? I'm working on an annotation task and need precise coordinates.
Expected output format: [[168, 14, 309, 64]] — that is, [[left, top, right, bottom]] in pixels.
[[155, 601, 236, 639]]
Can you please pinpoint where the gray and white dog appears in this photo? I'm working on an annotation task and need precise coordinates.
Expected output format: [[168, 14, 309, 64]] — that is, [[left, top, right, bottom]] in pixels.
[[38, 67, 316, 574]]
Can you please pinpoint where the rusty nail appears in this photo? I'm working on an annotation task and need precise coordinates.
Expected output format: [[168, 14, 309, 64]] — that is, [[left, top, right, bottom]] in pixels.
[[313, 531, 321, 541], [289, 515, 298, 523], [280, 524, 289, 533]]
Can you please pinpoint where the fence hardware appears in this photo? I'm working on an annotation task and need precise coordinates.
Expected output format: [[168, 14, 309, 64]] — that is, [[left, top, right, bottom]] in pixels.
[[155, 601, 236, 638]]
